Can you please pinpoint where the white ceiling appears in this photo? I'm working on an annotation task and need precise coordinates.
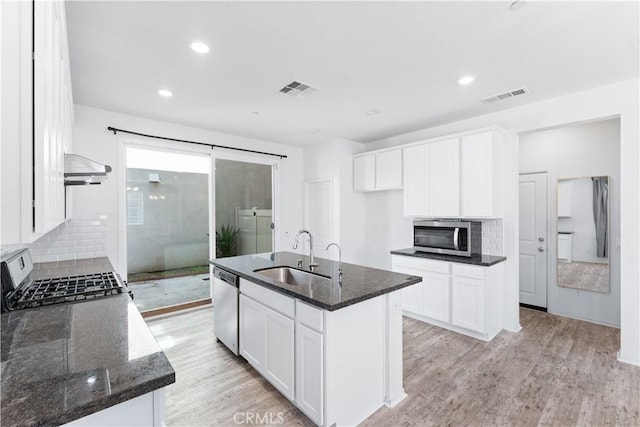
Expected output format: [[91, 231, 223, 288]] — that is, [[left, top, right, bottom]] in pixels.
[[65, 1, 639, 147]]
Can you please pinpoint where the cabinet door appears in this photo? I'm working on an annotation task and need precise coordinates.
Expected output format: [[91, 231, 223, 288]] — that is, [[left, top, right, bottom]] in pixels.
[[375, 150, 402, 190], [460, 132, 494, 217], [33, 0, 69, 235], [403, 144, 429, 216], [451, 276, 485, 333], [239, 295, 266, 372], [421, 272, 450, 323], [265, 307, 295, 400], [353, 155, 375, 192], [295, 323, 323, 425], [428, 138, 459, 217], [557, 234, 572, 262]]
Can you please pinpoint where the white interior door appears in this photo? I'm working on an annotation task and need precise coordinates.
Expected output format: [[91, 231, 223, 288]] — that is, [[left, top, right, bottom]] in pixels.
[[519, 172, 548, 307]]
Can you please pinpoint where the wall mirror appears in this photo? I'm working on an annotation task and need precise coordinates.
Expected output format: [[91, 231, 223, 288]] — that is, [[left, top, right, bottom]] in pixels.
[[556, 176, 609, 293]]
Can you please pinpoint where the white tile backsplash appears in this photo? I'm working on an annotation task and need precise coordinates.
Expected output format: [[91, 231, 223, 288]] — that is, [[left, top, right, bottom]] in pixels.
[[481, 219, 503, 256], [0, 214, 109, 263]]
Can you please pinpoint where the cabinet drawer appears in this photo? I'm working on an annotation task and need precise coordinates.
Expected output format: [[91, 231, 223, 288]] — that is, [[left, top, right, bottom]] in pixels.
[[392, 255, 450, 274], [240, 278, 295, 318], [296, 300, 323, 332], [452, 264, 485, 280]]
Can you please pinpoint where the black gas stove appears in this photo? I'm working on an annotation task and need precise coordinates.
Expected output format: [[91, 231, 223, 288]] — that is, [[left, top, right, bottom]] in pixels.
[[1, 249, 126, 312]]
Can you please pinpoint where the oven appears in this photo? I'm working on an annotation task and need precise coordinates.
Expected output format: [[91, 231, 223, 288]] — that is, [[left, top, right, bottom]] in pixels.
[[413, 220, 482, 257], [1, 249, 127, 312]]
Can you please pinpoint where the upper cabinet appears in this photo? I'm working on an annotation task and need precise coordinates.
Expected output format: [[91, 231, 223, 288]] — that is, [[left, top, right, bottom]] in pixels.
[[353, 149, 402, 192], [403, 138, 459, 217], [401, 129, 505, 218], [459, 131, 503, 217], [1, 0, 73, 243]]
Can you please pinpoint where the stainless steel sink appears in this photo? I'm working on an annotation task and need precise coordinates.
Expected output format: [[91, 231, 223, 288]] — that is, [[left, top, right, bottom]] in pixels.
[[254, 267, 331, 287]]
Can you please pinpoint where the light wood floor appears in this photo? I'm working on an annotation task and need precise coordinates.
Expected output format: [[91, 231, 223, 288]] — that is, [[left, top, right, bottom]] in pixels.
[[146, 306, 640, 426]]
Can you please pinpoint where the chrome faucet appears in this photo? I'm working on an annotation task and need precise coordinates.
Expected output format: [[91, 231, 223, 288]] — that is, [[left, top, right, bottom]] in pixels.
[[293, 229, 319, 269], [325, 242, 343, 285]]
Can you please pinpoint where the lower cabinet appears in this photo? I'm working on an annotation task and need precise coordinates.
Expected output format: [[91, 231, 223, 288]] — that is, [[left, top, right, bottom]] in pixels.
[[239, 280, 323, 424], [451, 275, 485, 333], [239, 293, 295, 400], [392, 255, 503, 341], [295, 323, 323, 425]]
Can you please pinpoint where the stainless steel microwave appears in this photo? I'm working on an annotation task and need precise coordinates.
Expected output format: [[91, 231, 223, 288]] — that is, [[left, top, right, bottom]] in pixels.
[[413, 220, 482, 257]]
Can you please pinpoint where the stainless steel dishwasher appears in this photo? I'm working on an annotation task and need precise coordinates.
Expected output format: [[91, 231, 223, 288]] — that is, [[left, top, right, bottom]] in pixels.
[[213, 267, 239, 355]]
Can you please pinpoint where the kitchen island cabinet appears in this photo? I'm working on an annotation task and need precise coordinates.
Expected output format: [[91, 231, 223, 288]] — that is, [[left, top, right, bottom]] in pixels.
[[212, 252, 421, 426]]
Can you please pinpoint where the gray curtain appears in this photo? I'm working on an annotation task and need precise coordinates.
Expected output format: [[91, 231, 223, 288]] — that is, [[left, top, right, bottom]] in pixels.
[[592, 176, 608, 258]]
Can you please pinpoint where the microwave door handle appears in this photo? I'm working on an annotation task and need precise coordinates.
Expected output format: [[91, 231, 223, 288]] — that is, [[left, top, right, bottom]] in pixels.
[[453, 228, 460, 250]]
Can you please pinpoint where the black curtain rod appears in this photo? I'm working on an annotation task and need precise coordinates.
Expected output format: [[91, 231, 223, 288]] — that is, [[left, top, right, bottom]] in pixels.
[[107, 126, 288, 159]]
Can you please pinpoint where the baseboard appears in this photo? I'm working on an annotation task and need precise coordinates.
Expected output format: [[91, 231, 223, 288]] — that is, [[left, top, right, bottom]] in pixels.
[[519, 303, 547, 312], [617, 351, 640, 367]]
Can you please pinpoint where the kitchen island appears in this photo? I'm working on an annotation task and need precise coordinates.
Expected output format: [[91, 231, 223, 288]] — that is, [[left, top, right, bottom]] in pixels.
[[211, 252, 421, 426], [0, 258, 175, 426]]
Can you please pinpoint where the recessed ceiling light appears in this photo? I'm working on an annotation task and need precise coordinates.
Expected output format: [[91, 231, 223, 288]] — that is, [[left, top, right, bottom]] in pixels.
[[252, 111, 261, 115], [458, 76, 475, 85], [510, 0, 526, 10], [158, 89, 173, 97], [365, 109, 380, 116], [190, 41, 210, 54]]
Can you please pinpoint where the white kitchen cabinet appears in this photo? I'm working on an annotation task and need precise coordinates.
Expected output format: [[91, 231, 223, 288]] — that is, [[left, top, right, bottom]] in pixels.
[[557, 181, 573, 217], [428, 138, 460, 217], [239, 294, 267, 371], [375, 149, 403, 190], [402, 144, 429, 216], [1, 0, 73, 243], [354, 154, 376, 191], [354, 149, 402, 192], [558, 233, 573, 262], [239, 280, 295, 400], [451, 275, 485, 333], [295, 323, 324, 425], [421, 271, 451, 323], [400, 128, 505, 218], [238, 278, 405, 426], [402, 138, 459, 217], [265, 307, 295, 400], [460, 131, 503, 217], [392, 255, 503, 341]]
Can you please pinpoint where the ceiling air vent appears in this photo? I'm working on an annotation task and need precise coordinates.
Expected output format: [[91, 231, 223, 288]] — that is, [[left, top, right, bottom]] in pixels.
[[279, 81, 319, 99], [482, 87, 528, 103]]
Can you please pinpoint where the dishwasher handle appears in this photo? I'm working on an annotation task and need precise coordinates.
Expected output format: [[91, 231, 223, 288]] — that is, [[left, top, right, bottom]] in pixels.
[[213, 268, 239, 286]]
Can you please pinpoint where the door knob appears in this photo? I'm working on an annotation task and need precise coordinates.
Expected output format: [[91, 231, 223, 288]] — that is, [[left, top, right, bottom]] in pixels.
[[538, 247, 545, 252], [538, 237, 545, 242]]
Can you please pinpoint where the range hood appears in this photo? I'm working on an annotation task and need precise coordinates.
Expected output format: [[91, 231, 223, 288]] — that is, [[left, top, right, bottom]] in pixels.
[[64, 153, 112, 186]]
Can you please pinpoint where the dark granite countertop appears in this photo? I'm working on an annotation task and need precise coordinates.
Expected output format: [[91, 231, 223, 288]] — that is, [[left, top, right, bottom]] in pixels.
[[1, 258, 175, 426], [210, 252, 421, 311], [390, 248, 507, 266]]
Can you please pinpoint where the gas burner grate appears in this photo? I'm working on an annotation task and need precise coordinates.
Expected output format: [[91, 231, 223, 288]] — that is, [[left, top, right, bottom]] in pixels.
[[14, 272, 124, 309]]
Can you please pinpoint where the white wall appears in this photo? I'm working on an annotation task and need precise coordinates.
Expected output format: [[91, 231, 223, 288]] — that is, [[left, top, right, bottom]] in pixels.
[[71, 104, 304, 275], [520, 118, 620, 327], [302, 138, 367, 265], [366, 78, 640, 366]]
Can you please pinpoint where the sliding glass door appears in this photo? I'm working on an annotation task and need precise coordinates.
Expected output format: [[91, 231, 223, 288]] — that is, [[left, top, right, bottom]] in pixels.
[[214, 159, 274, 258], [125, 146, 211, 314]]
